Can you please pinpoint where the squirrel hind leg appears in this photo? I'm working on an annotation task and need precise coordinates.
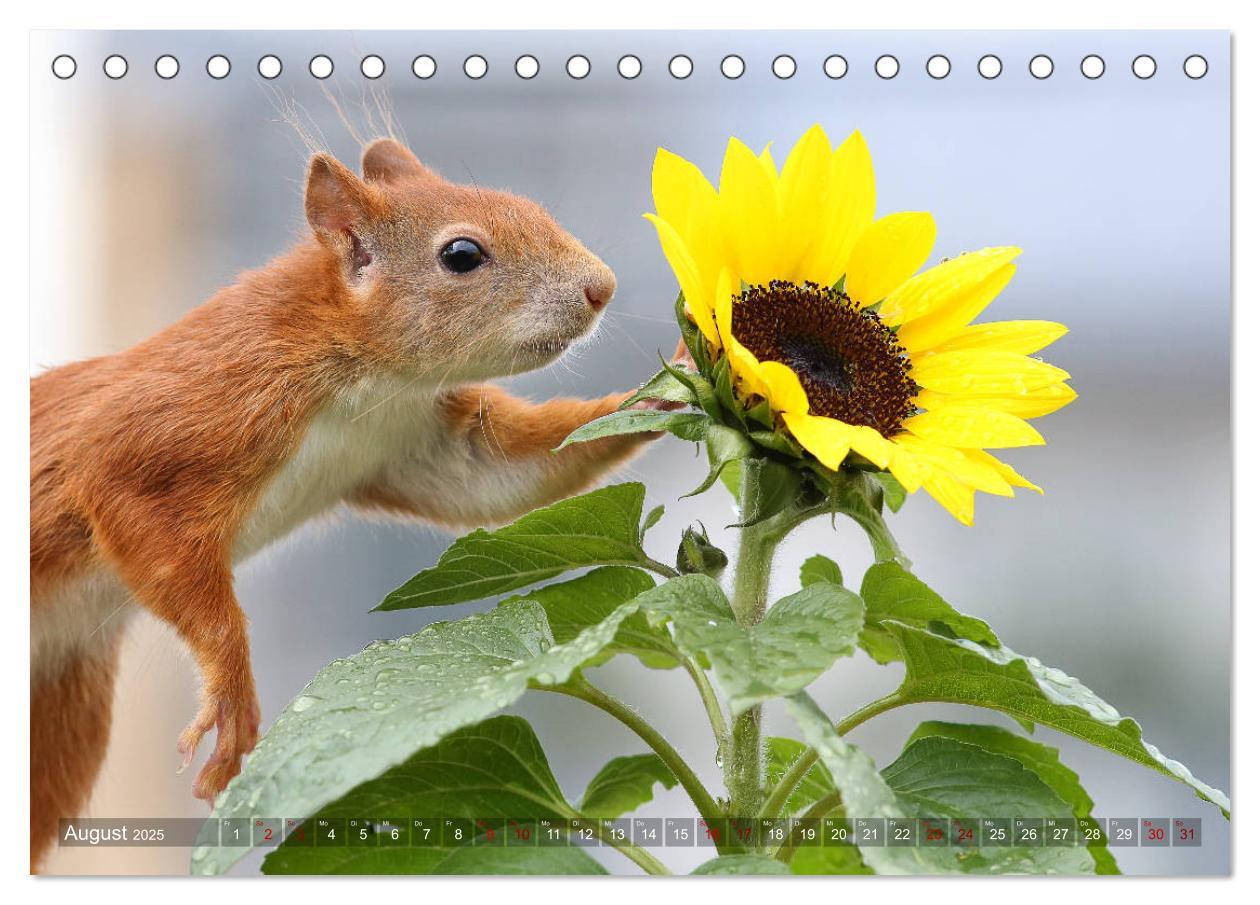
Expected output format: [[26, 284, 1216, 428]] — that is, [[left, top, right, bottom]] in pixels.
[[30, 642, 122, 873]]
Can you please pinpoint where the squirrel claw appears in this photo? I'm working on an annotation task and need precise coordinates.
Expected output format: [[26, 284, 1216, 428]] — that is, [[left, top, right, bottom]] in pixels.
[[177, 689, 261, 800]]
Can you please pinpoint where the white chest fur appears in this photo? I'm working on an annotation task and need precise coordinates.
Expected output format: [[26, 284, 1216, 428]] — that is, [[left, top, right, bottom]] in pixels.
[[234, 376, 444, 561], [33, 378, 447, 677]]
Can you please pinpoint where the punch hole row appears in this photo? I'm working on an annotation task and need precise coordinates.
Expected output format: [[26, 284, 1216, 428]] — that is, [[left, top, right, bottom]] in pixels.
[[51, 52, 1212, 82]]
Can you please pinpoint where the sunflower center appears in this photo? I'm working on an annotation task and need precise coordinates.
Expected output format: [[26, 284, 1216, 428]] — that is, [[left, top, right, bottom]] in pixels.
[[730, 280, 917, 437]]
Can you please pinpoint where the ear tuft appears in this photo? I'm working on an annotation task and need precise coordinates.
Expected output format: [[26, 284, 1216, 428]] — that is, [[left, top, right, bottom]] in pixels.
[[305, 153, 376, 238], [361, 138, 437, 184]]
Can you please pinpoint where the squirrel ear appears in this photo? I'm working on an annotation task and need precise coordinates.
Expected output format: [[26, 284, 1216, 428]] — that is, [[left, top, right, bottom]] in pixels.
[[304, 153, 379, 239], [361, 138, 437, 184]]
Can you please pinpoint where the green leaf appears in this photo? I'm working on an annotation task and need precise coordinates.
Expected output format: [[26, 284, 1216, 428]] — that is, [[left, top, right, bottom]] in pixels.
[[784, 692, 964, 874], [800, 554, 843, 588], [884, 621, 1231, 816], [263, 845, 607, 875], [765, 737, 835, 817], [783, 693, 1071, 874], [872, 471, 907, 512], [905, 721, 1118, 874], [378, 482, 651, 610], [263, 716, 590, 874], [579, 753, 679, 819], [790, 845, 873, 875], [859, 563, 999, 664], [619, 366, 699, 410], [635, 576, 864, 715], [692, 855, 791, 875], [192, 599, 637, 875], [557, 409, 710, 449], [881, 733, 1093, 874], [502, 567, 679, 670]]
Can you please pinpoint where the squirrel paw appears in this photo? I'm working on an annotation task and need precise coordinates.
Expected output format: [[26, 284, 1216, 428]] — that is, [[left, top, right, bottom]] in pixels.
[[177, 689, 261, 803]]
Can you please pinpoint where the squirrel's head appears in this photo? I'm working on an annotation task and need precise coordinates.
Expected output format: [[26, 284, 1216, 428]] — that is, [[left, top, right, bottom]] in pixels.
[[303, 138, 616, 381]]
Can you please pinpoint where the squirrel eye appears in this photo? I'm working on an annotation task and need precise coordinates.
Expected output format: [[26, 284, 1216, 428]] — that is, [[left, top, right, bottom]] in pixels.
[[439, 238, 486, 274]]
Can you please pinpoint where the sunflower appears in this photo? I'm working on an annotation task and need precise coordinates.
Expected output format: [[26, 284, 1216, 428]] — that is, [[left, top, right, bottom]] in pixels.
[[645, 124, 1075, 525]]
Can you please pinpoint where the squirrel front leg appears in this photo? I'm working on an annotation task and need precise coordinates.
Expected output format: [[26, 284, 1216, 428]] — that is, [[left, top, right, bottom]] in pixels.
[[357, 384, 662, 529], [88, 508, 260, 802]]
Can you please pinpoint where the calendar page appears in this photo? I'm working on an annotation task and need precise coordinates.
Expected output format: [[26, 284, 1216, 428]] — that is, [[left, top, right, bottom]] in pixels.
[[28, 29, 1230, 878]]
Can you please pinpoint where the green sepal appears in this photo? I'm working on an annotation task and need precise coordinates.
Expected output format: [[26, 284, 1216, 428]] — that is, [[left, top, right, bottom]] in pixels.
[[658, 351, 722, 420], [619, 366, 699, 410], [872, 471, 907, 512], [712, 356, 747, 427], [684, 422, 755, 498], [748, 428, 805, 459], [746, 398, 775, 429], [729, 457, 804, 528], [674, 290, 712, 376]]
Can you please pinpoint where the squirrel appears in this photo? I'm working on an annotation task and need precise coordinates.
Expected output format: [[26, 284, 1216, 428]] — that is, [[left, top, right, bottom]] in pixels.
[[29, 138, 682, 870]]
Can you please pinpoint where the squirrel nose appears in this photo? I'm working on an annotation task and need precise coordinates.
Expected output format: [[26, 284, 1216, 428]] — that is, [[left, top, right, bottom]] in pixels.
[[583, 269, 616, 311]]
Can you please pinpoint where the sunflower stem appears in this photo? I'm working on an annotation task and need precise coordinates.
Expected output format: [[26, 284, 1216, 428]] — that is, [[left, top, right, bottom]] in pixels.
[[724, 466, 791, 820]]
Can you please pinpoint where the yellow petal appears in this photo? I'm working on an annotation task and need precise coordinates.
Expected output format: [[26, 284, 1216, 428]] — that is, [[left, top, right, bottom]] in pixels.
[[887, 444, 927, 494], [915, 383, 1078, 420], [782, 413, 854, 471], [902, 406, 1045, 449], [892, 434, 1012, 496], [652, 148, 718, 243], [777, 125, 833, 280], [879, 247, 1021, 327], [651, 147, 722, 302], [929, 320, 1068, 356], [911, 350, 1070, 395], [757, 361, 810, 415], [758, 143, 779, 185], [845, 212, 937, 305], [799, 130, 877, 286], [965, 449, 1043, 494], [714, 267, 735, 348], [895, 263, 1017, 352], [729, 341, 770, 399], [847, 426, 894, 469], [718, 137, 781, 285], [715, 269, 770, 398], [922, 471, 976, 525], [644, 213, 718, 344]]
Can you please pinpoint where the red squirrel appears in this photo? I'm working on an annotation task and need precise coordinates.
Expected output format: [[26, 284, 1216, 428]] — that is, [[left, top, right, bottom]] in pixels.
[[30, 138, 680, 869]]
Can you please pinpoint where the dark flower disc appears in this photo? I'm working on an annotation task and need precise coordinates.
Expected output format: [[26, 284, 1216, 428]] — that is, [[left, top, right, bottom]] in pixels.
[[730, 280, 917, 437]]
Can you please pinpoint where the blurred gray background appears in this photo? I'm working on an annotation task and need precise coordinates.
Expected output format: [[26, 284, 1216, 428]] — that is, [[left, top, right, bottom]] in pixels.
[[30, 30, 1230, 875]]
